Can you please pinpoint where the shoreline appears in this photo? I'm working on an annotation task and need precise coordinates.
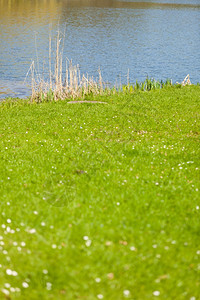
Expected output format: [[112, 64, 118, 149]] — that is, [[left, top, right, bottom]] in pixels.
[[1, 78, 198, 104]]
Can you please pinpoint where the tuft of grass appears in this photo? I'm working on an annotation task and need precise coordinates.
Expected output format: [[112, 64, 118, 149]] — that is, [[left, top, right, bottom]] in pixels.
[[0, 85, 200, 299]]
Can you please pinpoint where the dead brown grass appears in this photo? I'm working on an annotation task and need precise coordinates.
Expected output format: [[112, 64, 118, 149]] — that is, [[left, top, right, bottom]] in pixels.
[[28, 30, 109, 103]]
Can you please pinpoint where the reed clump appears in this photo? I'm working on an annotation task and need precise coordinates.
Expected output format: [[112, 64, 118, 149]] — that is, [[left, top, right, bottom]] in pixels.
[[28, 30, 193, 103], [29, 31, 106, 103]]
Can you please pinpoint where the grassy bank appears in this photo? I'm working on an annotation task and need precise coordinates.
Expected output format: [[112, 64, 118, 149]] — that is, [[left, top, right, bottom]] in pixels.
[[0, 86, 200, 299]]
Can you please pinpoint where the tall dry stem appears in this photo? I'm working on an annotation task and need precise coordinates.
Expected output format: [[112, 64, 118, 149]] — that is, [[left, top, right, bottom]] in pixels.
[[29, 29, 107, 102], [49, 24, 52, 90]]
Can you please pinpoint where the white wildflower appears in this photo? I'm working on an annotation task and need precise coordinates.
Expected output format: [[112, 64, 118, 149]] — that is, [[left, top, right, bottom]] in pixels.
[[1, 289, 10, 295], [46, 282, 52, 290], [130, 246, 136, 251], [85, 240, 92, 247], [6, 269, 13, 275], [153, 291, 160, 296], [123, 290, 130, 297], [22, 282, 29, 288], [6, 226, 11, 232]]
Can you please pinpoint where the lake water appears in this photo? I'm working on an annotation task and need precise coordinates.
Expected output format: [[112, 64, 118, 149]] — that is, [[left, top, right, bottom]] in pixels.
[[0, 0, 199, 98]]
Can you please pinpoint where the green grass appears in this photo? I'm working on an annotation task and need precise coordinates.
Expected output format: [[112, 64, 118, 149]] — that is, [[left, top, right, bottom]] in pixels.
[[0, 85, 200, 299]]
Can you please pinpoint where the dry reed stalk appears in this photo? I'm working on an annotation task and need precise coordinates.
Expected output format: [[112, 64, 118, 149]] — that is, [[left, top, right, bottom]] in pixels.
[[69, 61, 73, 93], [49, 24, 52, 90], [98, 67, 103, 94], [29, 29, 107, 102], [82, 74, 87, 96], [78, 66, 81, 86], [34, 33, 40, 82], [127, 68, 130, 90], [181, 74, 191, 86], [65, 60, 69, 89]]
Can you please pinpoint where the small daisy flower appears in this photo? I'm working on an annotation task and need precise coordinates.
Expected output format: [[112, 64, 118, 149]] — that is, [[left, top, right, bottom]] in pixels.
[[6, 269, 12, 275], [1, 289, 10, 295], [123, 290, 130, 297], [46, 282, 52, 290], [85, 240, 92, 247], [130, 246, 136, 251], [153, 291, 160, 296], [22, 282, 29, 288]]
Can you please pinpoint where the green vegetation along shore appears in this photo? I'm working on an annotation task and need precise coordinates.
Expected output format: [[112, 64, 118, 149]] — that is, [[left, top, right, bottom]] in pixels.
[[0, 85, 200, 299]]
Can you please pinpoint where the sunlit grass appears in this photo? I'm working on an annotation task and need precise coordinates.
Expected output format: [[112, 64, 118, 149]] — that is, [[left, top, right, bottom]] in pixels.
[[0, 85, 200, 299]]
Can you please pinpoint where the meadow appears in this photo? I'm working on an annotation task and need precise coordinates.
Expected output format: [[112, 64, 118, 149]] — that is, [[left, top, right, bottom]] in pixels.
[[0, 85, 200, 299]]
